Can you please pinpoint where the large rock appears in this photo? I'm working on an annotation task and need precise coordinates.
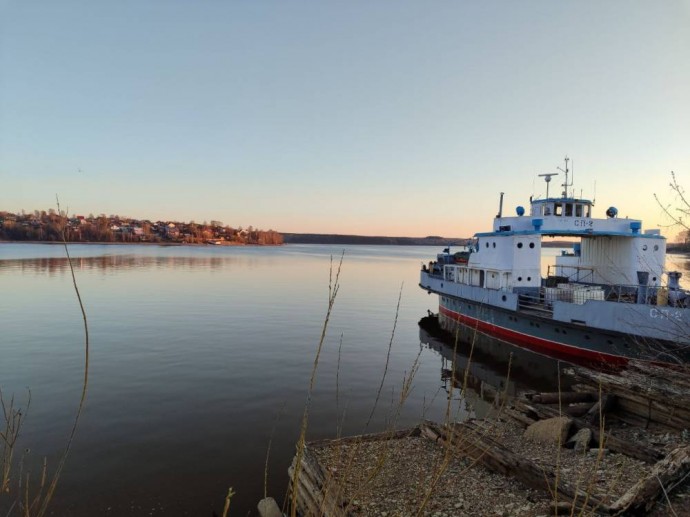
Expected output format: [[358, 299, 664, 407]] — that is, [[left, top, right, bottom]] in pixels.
[[566, 427, 593, 452], [257, 497, 283, 517], [524, 417, 572, 445]]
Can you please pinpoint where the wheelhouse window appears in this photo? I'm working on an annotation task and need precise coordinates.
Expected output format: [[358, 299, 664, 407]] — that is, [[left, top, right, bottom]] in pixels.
[[575, 204, 583, 217], [565, 203, 573, 216], [554, 203, 562, 216], [585, 205, 591, 217]]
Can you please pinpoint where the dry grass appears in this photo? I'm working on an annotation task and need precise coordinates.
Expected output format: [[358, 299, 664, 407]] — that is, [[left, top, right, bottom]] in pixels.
[[286, 294, 690, 517], [0, 198, 90, 517], [288, 253, 344, 517]]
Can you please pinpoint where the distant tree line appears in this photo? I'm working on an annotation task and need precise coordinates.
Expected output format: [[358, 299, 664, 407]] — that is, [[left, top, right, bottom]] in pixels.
[[280, 233, 468, 246], [0, 210, 283, 245], [668, 229, 690, 253]]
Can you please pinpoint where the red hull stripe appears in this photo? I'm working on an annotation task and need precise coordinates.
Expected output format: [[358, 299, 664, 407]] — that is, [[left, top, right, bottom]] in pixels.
[[439, 305, 628, 365]]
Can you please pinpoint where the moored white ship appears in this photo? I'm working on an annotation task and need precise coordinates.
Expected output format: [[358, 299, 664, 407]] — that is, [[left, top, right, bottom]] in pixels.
[[419, 159, 690, 365]]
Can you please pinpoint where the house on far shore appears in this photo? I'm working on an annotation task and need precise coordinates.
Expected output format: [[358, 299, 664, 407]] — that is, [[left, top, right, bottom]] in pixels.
[[165, 223, 180, 239]]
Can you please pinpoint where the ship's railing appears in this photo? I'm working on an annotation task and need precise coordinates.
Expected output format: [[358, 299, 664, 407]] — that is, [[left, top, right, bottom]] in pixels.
[[607, 284, 641, 304], [423, 262, 517, 292], [545, 265, 672, 305], [517, 292, 554, 316], [605, 283, 676, 305], [541, 281, 676, 306], [547, 264, 596, 284]]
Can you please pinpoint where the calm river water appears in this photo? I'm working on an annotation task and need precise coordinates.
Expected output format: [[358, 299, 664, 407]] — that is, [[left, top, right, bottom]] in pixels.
[[2, 243, 686, 516]]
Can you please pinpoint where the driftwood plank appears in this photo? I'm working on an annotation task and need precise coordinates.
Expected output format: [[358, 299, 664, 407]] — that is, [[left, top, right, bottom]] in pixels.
[[585, 394, 617, 424], [502, 407, 538, 427], [565, 402, 597, 418], [289, 447, 350, 517], [527, 391, 597, 404], [289, 428, 424, 517], [567, 365, 690, 431], [608, 445, 690, 515], [513, 400, 663, 464], [422, 420, 610, 514], [308, 427, 419, 448]]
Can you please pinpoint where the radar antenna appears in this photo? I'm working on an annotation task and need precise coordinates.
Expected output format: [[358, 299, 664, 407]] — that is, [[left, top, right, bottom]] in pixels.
[[557, 156, 573, 197], [538, 173, 559, 198]]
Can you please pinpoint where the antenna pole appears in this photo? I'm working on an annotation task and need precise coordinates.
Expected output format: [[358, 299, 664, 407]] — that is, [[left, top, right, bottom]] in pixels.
[[557, 156, 571, 197]]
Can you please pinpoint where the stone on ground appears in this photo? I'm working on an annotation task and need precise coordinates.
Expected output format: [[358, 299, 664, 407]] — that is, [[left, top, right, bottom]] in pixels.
[[524, 417, 572, 445], [258, 497, 283, 517]]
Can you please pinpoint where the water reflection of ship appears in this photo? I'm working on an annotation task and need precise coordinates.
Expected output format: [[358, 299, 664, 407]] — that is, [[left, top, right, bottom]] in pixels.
[[420, 315, 566, 419]]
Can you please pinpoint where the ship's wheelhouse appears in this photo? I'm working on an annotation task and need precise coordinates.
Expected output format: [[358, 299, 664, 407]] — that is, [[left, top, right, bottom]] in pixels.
[[530, 198, 592, 218]]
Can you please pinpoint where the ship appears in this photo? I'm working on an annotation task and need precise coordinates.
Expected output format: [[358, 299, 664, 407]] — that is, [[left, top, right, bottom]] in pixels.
[[419, 158, 690, 366]]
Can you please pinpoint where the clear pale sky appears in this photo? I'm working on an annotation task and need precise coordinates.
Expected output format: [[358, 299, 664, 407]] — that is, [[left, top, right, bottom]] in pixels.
[[1, 1, 689, 238]]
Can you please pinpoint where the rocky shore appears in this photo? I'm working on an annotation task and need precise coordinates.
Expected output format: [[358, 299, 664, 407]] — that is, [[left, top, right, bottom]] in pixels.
[[288, 359, 690, 517], [291, 414, 689, 516]]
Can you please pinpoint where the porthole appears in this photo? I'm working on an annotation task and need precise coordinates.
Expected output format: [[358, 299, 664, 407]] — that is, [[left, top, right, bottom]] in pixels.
[[642, 245, 648, 251], [485, 242, 489, 248], [562, 330, 567, 335], [527, 277, 531, 281], [584, 335, 590, 340], [654, 245, 659, 251], [653, 277, 657, 282], [501, 295, 507, 302], [518, 276, 522, 281], [555, 328, 560, 333], [536, 324, 540, 328], [517, 242, 523, 249], [607, 339, 614, 345], [493, 242, 496, 248], [529, 242, 535, 249]]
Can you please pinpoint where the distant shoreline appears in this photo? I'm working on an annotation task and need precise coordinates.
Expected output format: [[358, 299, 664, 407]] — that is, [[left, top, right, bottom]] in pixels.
[[0, 240, 276, 247], [3, 238, 683, 252], [281, 233, 467, 246]]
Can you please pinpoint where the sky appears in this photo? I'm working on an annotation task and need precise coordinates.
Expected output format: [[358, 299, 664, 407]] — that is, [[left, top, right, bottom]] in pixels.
[[1, 1, 689, 238]]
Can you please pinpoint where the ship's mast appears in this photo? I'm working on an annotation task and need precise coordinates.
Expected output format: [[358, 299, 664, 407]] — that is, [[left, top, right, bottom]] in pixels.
[[557, 156, 573, 198]]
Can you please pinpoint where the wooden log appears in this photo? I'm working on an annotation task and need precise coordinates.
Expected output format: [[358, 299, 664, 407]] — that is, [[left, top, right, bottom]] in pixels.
[[422, 420, 610, 513], [585, 394, 617, 424], [513, 400, 663, 464], [421, 423, 441, 441], [608, 445, 690, 515], [528, 391, 597, 404], [614, 397, 690, 432], [308, 426, 419, 448], [288, 447, 350, 517], [566, 366, 690, 431], [605, 411, 658, 430], [550, 501, 574, 515], [565, 402, 597, 418], [289, 428, 423, 517], [502, 407, 538, 428]]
